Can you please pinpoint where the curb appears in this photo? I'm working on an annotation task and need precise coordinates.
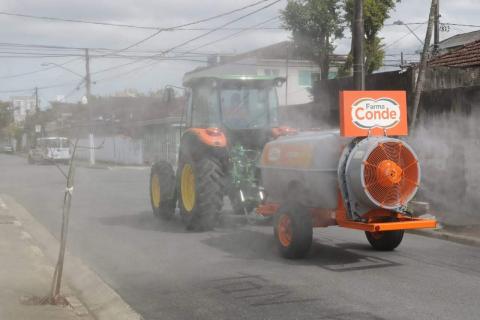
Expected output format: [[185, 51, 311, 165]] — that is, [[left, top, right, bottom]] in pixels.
[[408, 228, 480, 247], [1, 194, 143, 320]]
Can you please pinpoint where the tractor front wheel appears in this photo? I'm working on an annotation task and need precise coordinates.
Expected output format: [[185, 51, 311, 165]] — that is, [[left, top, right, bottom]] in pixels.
[[365, 230, 404, 251], [274, 204, 312, 259], [150, 161, 176, 220], [178, 155, 224, 231]]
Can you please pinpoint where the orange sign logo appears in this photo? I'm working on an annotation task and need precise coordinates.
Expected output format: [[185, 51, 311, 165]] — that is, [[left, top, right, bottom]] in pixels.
[[340, 91, 408, 137]]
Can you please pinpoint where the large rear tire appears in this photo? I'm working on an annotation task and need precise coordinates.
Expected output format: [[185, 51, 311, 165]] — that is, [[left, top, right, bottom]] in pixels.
[[150, 161, 176, 220], [365, 230, 404, 251], [178, 154, 224, 231], [274, 203, 312, 259]]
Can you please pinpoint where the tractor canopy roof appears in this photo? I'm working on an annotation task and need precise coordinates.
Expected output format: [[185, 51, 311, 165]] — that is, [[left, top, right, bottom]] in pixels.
[[183, 74, 285, 88]]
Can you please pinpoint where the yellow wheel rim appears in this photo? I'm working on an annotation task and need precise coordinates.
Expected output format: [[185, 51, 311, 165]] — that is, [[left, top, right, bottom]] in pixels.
[[181, 164, 195, 212], [151, 173, 161, 208]]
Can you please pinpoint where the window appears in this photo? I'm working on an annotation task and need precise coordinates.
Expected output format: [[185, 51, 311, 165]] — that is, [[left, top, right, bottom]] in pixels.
[[264, 69, 279, 77], [191, 85, 220, 127], [298, 70, 312, 87], [220, 86, 277, 130], [328, 71, 337, 79]]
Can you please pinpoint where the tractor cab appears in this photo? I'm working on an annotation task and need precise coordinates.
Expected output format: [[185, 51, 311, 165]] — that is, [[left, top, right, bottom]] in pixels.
[[183, 75, 285, 149]]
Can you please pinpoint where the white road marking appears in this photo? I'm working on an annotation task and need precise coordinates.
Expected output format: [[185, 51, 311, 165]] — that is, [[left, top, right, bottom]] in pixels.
[[0, 197, 7, 210], [21, 231, 32, 240], [29, 245, 44, 257]]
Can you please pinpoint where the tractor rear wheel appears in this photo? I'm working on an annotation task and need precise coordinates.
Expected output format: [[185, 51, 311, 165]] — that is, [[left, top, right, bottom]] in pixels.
[[365, 230, 404, 251], [178, 155, 224, 231], [150, 161, 176, 220], [274, 203, 312, 259]]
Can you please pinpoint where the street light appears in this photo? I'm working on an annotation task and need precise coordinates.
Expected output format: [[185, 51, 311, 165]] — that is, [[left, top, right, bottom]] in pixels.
[[41, 62, 85, 79], [393, 20, 424, 46]]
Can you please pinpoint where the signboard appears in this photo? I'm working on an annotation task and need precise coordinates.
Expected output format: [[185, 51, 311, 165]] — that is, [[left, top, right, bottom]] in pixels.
[[339, 90, 408, 137]]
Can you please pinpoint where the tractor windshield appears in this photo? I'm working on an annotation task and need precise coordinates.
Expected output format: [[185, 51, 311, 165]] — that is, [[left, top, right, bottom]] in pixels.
[[220, 85, 278, 130]]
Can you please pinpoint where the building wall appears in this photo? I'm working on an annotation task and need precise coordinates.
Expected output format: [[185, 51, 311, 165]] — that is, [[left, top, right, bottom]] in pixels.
[[11, 96, 36, 123], [255, 58, 320, 106], [143, 124, 180, 166], [76, 135, 144, 165], [185, 57, 321, 106]]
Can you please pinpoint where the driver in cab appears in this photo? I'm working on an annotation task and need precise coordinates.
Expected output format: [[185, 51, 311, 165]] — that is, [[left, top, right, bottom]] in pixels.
[[222, 92, 250, 128]]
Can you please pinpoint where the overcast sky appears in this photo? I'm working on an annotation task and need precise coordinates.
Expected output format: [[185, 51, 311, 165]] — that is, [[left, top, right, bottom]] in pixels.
[[0, 0, 479, 107]]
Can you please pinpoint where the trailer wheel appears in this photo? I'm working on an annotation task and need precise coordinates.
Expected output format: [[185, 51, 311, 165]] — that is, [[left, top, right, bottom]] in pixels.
[[178, 154, 224, 231], [150, 161, 176, 220], [365, 230, 404, 251], [274, 204, 312, 259]]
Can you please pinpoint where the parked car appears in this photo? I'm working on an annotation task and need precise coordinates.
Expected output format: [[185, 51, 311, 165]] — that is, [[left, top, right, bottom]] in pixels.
[[1, 144, 14, 154], [28, 137, 71, 164]]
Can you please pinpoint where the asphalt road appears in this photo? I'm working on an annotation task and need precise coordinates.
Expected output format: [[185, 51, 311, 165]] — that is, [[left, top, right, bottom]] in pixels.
[[1, 153, 479, 320]]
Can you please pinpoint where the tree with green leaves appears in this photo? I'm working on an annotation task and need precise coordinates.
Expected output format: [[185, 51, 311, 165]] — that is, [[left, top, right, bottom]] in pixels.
[[0, 101, 13, 130], [340, 0, 400, 75], [281, 0, 344, 80]]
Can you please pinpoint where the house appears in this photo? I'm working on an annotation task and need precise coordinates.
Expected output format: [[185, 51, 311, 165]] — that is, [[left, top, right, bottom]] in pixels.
[[47, 94, 185, 165], [430, 39, 480, 68], [435, 30, 480, 55], [185, 41, 343, 107], [11, 95, 36, 123]]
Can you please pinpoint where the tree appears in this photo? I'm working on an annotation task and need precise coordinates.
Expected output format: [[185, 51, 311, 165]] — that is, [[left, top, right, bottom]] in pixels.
[[281, 0, 344, 80], [340, 0, 400, 75], [0, 101, 13, 130]]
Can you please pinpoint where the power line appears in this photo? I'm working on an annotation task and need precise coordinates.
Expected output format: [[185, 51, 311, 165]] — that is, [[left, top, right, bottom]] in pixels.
[[0, 81, 79, 94], [0, 41, 223, 57], [62, 79, 86, 101], [95, 0, 280, 57], [91, 1, 282, 77], [0, 0, 273, 31], [154, 0, 282, 58], [0, 1, 278, 80], [384, 24, 425, 49], [184, 16, 279, 54], [0, 57, 82, 79], [445, 22, 480, 28], [384, 22, 427, 27]]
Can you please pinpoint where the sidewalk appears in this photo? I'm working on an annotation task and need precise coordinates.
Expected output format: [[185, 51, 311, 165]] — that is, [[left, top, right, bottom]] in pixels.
[[0, 198, 92, 320], [0, 194, 143, 320], [410, 223, 480, 247]]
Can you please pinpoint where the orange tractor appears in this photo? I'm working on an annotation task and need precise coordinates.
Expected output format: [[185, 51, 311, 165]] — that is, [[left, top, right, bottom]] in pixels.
[[150, 75, 286, 230]]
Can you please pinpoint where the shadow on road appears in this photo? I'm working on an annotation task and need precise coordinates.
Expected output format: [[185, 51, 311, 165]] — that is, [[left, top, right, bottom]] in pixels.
[[202, 228, 402, 272], [97, 210, 188, 234]]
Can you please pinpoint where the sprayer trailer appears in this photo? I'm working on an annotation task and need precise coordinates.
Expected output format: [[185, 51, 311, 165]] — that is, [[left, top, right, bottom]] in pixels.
[[256, 91, 437, 258]]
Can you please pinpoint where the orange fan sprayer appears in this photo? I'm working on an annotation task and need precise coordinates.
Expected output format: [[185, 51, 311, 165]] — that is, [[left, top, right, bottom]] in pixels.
[[257, 91, 436, 259]]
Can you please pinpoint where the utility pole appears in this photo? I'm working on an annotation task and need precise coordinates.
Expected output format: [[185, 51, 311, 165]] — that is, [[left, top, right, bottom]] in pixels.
[[353, 0, 365, 90], [84, 48, 95, 165], [410, 0, 437, 129], [34, 87, 39, 113], [433, 0, 440, 54], [285, 42, 289, 106], [85, 49, 91, 100], [401, 52, 404, 66]]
